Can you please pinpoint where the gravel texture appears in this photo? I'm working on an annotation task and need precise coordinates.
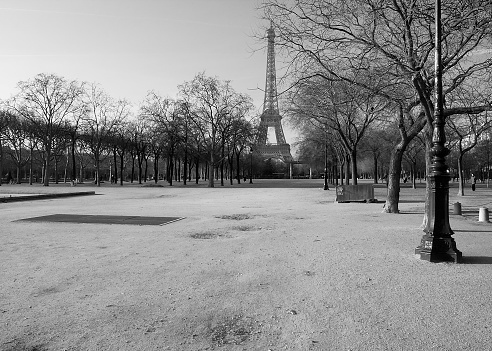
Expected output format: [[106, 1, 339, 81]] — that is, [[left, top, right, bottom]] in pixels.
[[1, 179, 492, 350]]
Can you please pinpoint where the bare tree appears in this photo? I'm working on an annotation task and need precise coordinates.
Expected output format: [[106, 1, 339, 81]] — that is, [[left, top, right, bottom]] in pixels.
[[132, 116, 151, 184], [228, 118, 256, 185], [4, 114, 31, 183], [360, 127, 394, 184], [82, 84, 130, 186], [179, 73, 253, 187], [111, 122, 133, 186], [65, 105, 88, 184], [288, 77, 387, 184], [403, 134, 426, 189], [140, 93, 182, 186], [447, 112, 491, 195], [0, 111, 15, 185], [5, 73, 85, 186]]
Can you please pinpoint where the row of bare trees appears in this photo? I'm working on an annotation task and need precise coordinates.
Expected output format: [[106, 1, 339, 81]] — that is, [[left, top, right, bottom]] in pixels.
[[262, 0, 492, 214], [292, 107, 492, 188], [0, 73, 256, 187]]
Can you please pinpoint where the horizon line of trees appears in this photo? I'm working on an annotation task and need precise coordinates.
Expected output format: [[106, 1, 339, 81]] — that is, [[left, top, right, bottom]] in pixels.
[[0, 72, 268, 188]]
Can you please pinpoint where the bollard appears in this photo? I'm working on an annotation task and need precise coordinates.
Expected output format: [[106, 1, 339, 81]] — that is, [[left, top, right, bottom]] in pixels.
[[479, 207, 489, 222], [453, 202, 462, 215]]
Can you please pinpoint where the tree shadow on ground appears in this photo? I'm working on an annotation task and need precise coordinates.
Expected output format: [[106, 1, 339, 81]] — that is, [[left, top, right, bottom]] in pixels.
[[462, 256, 492, 264]]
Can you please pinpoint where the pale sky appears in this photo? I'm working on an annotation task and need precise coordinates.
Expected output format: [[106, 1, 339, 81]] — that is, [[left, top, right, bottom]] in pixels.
[[0, 0, 271, 112]]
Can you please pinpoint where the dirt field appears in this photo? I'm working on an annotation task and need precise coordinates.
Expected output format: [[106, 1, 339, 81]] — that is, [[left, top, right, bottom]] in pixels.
[[1, 179, 492, 350]]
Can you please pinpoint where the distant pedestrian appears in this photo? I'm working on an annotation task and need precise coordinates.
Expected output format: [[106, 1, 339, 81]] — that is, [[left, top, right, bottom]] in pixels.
[[6, 171, 12, 184], [471, 174, 476, 191]]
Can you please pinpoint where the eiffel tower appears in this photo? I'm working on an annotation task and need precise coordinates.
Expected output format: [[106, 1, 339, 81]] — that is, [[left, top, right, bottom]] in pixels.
[[255, 23, 293, 162]]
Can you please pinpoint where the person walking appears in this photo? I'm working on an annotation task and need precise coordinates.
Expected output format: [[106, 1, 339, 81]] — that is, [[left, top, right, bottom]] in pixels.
[[471, 174, 476, 191]]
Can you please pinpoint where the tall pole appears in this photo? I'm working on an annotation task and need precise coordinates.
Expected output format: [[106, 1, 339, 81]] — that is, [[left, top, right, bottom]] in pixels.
[[324, 128, 329, 190], [183, 111, 188, 186], [415, 0, 462, 263], [487, 115, 490, 188], [249, 147, 253, 184]]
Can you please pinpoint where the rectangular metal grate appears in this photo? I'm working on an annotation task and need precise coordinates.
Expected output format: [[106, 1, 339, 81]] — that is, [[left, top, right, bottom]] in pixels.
[[19, 214, 184, 226]]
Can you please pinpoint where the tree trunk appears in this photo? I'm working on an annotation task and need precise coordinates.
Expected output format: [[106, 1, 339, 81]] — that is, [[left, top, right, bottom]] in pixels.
[[119, 152, 125, 186], [137, 154, 143, 184], [179, 158, 182, 181], [383, 143, 406, 213], [169, 156, 174, 186], [236, 151, 241, 184], [54, 158, 59, 184], [144, 157, 148, 183], [153, 154, 159, 184], [220, 148, 225, 186], [43, 149, 51, 186], [345, 155, 350, 185], [412, 161, 417, 189], [95, 155, 101, 187], [339, 161, 344, 185], [457, 149, 464, 196], [195, 158, 199, 184], [421, 136, 433, 229], [131, 153, 135, 183], [183, 147, 188, 186], [208, 151, 215, 187], [113, 148, 118, 184], [188, 158, 193, 182], [16, 166, 21, 184], [71, 142, 77, 182], [333, 160, 338, 186], [351, 149, 358, 185], [63, 151, 69, 183], [175, 158, 179, 182], [373, 153, 378, 184], [29, 148, 33, 185]]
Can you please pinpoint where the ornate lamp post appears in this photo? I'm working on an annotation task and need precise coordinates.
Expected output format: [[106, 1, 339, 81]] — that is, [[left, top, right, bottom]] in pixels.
[[415, 0, 462, 263]]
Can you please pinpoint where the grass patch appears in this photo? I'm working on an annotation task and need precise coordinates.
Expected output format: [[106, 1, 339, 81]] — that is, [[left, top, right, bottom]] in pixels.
[[209, 315, 254, 346]]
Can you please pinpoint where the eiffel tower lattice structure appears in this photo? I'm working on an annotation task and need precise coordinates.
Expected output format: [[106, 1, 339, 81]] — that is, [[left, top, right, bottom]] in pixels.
[[255, 24, 293, 163]]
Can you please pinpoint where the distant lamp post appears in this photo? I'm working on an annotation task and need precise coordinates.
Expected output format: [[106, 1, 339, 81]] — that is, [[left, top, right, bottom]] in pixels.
[[415, 0, 462, 263], [324, 128, 329, 190]]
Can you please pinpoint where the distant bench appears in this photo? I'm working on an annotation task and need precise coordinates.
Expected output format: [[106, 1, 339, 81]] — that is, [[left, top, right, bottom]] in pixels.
[[336, 184, 376, 203]]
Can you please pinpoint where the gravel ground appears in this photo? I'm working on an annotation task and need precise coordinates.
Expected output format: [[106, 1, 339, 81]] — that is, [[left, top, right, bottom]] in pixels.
[[1, 179, 492, 351]]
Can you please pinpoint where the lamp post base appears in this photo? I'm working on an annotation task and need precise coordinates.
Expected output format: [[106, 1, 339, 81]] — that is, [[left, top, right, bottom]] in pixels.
[[415, 174, 462, 263], [415, 234, 462, 263]]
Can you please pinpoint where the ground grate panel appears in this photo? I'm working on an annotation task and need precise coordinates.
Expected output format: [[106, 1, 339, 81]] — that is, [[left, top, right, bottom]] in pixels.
[[18, 214, 184, 226]]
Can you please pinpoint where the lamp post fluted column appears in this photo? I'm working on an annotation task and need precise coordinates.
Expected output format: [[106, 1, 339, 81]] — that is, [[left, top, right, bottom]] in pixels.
[[415, 0, 462, 263]]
